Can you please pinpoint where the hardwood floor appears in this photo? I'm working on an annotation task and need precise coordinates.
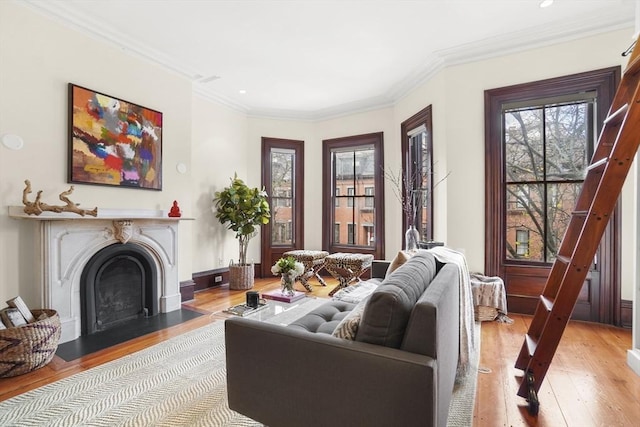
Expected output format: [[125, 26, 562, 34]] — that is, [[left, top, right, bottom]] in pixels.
[[1, 276, 639, 427]]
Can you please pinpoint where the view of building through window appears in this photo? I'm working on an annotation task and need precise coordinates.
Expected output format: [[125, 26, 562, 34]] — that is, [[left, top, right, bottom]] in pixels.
[[270, 148, 295, 245], [504, 97, 594, 262], [332, 147, 376, 247]]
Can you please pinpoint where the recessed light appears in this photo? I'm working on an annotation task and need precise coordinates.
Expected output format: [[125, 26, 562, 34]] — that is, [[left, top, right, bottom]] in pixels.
[[239, 89, 247, 94], [539, 0, 554, 8]]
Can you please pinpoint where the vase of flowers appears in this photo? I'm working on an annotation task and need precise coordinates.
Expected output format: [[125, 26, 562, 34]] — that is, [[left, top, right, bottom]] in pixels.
[[271, 256, 305, 297]]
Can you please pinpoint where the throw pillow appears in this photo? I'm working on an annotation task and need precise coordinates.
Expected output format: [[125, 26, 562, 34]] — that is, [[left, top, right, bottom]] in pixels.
[[332, 299, 367, 340], [385, 250, 414, 277]]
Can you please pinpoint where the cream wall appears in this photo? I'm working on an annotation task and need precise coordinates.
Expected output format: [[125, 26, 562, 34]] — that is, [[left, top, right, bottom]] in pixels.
[[0, 2, 194, 305], [191, 96, 249, 272]]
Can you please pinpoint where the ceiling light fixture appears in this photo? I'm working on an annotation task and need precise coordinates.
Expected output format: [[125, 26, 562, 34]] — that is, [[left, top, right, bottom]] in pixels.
[[539, 0, 554, 8], [239, 89, 247, 94]]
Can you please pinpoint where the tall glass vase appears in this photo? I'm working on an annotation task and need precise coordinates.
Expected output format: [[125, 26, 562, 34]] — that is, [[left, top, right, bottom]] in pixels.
[[405, 225, 420, 252], [280, 273, 296, 297]]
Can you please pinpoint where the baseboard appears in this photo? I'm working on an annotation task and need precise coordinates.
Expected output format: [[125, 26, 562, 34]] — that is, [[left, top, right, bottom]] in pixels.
[[179, 279, 196, 302], [192, 267, 230, 292], [621, 299, 633, 329]]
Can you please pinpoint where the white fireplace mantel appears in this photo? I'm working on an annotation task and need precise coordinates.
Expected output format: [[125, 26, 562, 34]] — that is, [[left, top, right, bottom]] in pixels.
[[9, 206, 192, 343], [8, 205, 193, 221]]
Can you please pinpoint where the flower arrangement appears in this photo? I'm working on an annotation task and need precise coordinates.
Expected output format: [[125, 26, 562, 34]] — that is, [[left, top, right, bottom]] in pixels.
[[271, 256, 305, 296], [271, 256, 305, 278]]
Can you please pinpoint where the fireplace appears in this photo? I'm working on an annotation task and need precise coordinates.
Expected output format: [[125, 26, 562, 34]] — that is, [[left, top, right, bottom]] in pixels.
[[9, 207, 186, 343], [81, 242, 158, 335]]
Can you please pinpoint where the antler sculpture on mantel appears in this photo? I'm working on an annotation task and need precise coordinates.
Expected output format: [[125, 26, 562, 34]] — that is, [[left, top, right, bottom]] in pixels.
[[22, 179, 98, 217]]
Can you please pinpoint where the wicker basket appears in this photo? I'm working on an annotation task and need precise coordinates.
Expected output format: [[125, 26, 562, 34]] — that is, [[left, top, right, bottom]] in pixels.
[[229, 264, 254, 290], [474, 305, 499, 322], [0, 309, 61, 378]]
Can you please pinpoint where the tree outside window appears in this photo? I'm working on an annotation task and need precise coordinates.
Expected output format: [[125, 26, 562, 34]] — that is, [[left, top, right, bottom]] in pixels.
[[504, 97, 594, 263]]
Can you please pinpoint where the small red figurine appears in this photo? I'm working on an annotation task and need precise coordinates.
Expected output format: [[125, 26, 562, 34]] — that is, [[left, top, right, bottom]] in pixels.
[[168, 200, 182, 217]]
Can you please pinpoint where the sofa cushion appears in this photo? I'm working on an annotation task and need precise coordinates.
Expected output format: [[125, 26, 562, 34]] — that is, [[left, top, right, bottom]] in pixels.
[[331, 298, 368, 340], [355, 251, 438, 348], [287, 301, 356, 335], [401, 263, 460, 358]]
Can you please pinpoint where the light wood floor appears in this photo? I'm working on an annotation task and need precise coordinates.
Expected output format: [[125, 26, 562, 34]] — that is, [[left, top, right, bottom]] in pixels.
[[1, 276, 639, 427]]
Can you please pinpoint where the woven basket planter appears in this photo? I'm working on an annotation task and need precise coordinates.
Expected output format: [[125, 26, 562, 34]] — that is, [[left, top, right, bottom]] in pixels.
[[474, 305, 498, 322], [229, 264, 254, 290], [0, 309, 61, 378]]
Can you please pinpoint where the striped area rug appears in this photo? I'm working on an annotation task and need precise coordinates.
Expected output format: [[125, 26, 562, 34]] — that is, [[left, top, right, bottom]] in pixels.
[[0, 299, 479, 426], [447, 321, 481, 427]]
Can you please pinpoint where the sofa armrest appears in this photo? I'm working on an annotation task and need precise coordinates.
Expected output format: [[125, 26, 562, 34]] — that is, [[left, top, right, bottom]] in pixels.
[[371, 260, 390, 279], [225, 318, 437, 427]]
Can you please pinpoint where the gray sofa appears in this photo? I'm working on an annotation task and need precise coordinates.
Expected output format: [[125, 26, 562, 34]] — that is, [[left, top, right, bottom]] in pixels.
[[225, 251, 460, 427]]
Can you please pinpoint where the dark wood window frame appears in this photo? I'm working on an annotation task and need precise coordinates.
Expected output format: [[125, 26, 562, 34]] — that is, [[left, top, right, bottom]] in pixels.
[[401, 105, 434, 243], [261, 137, 304, 277], [484, 67, 622, 324], [322, 132, 385, 260]]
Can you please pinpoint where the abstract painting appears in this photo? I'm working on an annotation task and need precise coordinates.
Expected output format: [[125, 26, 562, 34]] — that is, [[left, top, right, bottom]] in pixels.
[[68, 84, 162, 190]]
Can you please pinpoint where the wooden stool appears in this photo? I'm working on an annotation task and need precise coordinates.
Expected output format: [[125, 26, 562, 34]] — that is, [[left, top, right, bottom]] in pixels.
[[324, 253, 374, 297], [283, 250, 329, 292]]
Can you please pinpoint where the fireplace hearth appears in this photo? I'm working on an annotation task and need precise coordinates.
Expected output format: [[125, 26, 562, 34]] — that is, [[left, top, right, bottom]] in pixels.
[[9, 207, 187, 343], [81, 242, 158, 335]]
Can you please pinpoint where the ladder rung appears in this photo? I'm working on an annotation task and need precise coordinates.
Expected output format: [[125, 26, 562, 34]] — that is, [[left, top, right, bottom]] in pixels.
[[587, 157, 608, 172], [556, 255, 571, 265], [572, 210, 588, 217], [625, 54, 640, 76], [603, 104, 629, 126], [540, 295, 554, 312], [525, 334, 537, 357]]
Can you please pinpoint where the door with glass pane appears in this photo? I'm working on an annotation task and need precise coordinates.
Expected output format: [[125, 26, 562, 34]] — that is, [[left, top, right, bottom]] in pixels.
[[261, 138, 304, 278]]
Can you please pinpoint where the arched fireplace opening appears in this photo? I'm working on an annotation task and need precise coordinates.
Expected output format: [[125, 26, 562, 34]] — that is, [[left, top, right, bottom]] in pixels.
[[80, 243, 158, 335]]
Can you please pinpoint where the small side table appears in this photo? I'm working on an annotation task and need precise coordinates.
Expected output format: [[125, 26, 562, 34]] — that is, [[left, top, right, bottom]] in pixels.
[[324, 253, 374, 297], [283, 250, 329, 292]]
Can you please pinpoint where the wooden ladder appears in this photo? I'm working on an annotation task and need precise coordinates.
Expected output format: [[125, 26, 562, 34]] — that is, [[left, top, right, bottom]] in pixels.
[[514, 36, 640, 415]]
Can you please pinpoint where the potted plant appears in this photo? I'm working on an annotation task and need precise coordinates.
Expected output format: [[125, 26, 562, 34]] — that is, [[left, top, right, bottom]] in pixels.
[[213, 173, 271, 289]]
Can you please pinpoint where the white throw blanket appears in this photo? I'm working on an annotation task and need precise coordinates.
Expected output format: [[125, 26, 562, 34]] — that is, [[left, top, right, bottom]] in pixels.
[[426, 247, 476, 378]]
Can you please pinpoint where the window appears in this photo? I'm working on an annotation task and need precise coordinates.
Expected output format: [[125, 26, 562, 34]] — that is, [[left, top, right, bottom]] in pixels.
[[515, 229, 530, 257], [363, 224, 375, 245], [401, 106, 434, 242], [365, 187, 374, 208], [347, 187, 354, 207], [261, 137, 304, 277], [322, 132, 385, 259], [268, 148, 296, 245], [504, 95, 594, 263], [484, 67, 620, 324]]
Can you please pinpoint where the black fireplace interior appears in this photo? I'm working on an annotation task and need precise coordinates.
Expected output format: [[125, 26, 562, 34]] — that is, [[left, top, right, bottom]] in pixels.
[[80, 242, 158, 335]]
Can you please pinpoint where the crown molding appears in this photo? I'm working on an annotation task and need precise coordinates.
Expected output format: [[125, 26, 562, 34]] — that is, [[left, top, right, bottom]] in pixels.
[[17, 0, 636, 121], [192, 86, 250, 114], [436, 7, 634, 68], [18, 0, 203, 80], [246, 96, 396, 122]]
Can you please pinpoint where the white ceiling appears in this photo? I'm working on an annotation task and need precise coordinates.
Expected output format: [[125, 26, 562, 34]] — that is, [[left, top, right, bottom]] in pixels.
[[21, 0, 637, 120]]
